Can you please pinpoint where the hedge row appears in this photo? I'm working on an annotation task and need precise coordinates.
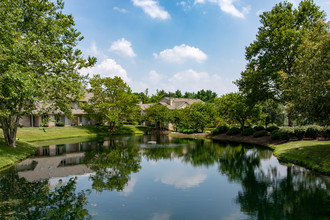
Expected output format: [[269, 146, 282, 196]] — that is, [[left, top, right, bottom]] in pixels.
[[271, 125, 329, 140], [178, 128, 195, 134], [212, 125, 272, 138]]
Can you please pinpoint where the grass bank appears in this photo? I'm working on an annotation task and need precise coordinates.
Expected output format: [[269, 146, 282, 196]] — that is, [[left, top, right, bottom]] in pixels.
[[210, 133, 329, 175], [273, 141, 330, 175], [0, 125, 145, 169], [0, 139, 35, 171], [169, 132, 209, 139]]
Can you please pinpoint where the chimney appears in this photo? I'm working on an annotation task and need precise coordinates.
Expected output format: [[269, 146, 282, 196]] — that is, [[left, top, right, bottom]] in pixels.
[[170, 98, 173, 106]]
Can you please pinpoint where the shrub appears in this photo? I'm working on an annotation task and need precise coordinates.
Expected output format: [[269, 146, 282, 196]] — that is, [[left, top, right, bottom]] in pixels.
[[320, 127, 330, 139], [294, 127, 306, 140], [277, 127, 295, 140], [270, 130, 280, 140], [56, 122, 65, 127], [212, 128, 219, 135], [305, 125, 321, 139], [226, 127, 241, 135], [241, 128, 255, 136], [253, 130, 268, 137], [266, 125, 279, 132], [217, 125, 229, 133], [254, 126, 265, 131], [183, 129, 194, 134]]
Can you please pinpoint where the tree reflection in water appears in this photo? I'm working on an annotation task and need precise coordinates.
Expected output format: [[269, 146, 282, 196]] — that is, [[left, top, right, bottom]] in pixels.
[[216, 143, 329, 220], [82, 138, 142, 192], [1, 136, 328, 219], [142, 138, 329, 220], [0, 169, 90, 219]]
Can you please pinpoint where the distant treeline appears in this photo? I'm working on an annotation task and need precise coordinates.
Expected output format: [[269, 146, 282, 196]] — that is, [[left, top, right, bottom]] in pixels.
[[133, 89, 218, 103]]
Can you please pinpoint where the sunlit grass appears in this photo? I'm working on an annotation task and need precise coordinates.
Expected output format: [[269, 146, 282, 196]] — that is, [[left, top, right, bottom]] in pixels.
[[0, 139, 35, 170], [273, 141, 330, 174]]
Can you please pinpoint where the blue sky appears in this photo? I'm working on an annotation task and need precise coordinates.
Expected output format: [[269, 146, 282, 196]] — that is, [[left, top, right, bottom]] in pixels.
[[63, 0, 330, 95]]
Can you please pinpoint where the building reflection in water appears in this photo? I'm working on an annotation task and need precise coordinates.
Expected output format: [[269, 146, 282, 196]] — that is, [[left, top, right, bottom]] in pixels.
[[16, 141, 103, 182]]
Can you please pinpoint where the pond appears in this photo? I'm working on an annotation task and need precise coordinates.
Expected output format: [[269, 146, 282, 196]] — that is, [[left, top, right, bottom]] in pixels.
[[0, 135, 329, 219]]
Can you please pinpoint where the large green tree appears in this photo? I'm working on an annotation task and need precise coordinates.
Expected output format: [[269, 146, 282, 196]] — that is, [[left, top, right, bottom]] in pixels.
[[142, 104, 171, 130], [281, 21, 330, 125], [215, 93, 261, 129], [82, 75, 140, 130], [261, 99, 285, 127], [0, 0, 96, 146], [235, 0, 326, 103], [189, 102, 217, 132]]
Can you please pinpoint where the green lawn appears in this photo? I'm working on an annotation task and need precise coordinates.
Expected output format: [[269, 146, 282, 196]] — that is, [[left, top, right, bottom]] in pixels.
[[0, 139, 35, 170], [273, 141, 330, 174], [0, 125, 146, 169], [15, 126, 102, 142]]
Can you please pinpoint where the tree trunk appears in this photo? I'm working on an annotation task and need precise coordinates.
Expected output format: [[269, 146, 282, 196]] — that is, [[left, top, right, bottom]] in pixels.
[[156, 121, 161, 130], [0, 114, 19, 147]]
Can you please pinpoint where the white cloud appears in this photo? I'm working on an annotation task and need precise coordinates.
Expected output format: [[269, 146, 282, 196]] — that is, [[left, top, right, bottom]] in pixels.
[[110, 38, 136, 58], [132, 0, 170, 20], [167, 69, 236, 95], [113, 6, 128, 13], [121, 177, 137, 196], [194, 0, 206, 4], [81, 58, 131, 82], [218, 0, 246, 18], [148, 70, 166, 84], [130, 69, 237, 96], [177, 1, 192, 11], [154, 44, 207, 63], [177, 1, 186, 7], [86, 41, 108, 60], [194, 0, 249, 18], [155, 171, 207, 189], [150, 213, 171, 220]]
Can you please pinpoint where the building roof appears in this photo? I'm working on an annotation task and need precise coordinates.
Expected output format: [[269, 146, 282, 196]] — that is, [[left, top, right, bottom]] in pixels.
[[159, 97, 202, 110], [138, 103, 153, 111]]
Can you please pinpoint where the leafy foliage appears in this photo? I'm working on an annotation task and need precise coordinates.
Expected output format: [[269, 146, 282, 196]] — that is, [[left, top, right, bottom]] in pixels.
[[0, 0, 96, 146], [82, 138, 141, 192], [266, 125, 279, 133], [188, 102, 217, 132], [236, 0, 326, 103], [218, 126, 230, 134], [281, 22, 330, 125], [82, 76, 140, 130], [305, 125, 322, 139], [142, 104, 171, 130], [241, 128, 255, 136], [226, 127, 241, 136], [0, 172, 90, 219], [294, 127, 306, 140], [215, 93, 261, 129]]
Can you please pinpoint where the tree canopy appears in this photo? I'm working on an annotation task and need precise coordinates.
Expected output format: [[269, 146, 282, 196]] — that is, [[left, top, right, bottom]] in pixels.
[[235, 0, 326, 103], [281, 21, 330, 125], [0, 0, 96, 146], [142, 104, 171, 130], [215, 93, 261, 129], [82, 75, 140, 130]]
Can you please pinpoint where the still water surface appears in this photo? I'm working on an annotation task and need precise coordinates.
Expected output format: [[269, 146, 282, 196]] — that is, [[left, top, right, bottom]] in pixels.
[[0, 135, 329, 219]]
